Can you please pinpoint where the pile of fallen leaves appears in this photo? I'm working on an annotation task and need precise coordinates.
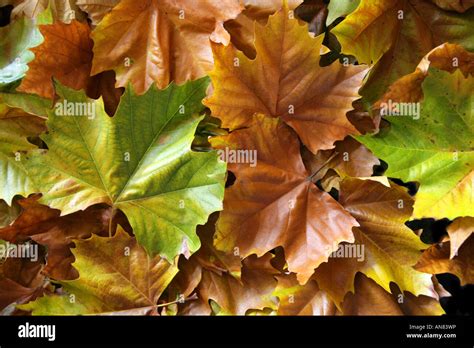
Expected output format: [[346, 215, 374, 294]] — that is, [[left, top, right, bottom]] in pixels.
[[0, 0, 472, 315]]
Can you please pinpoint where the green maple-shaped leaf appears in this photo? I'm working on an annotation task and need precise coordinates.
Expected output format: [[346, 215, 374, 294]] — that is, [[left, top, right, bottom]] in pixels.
[[358, 68, 474, 219], [25, 78, 226, 259], [326, 0, 360, 26], [19, 229, 178, 315], [0, 94, 47, 204], [0, 9, 51, 86]]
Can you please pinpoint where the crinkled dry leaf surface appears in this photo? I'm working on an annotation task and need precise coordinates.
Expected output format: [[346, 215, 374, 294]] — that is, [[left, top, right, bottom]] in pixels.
[[0, 0, 472, 317]]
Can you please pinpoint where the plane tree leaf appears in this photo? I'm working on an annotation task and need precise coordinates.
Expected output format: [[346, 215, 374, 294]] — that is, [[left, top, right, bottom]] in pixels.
[[273, 273, 337, 315], [173, 253, 277, 316], [342, 273, 445, 315], [76, 0, 119, 25], [25, 78, 226, 260], [18, 19, 93, 99], [90, 0, 243, 95], [1, 0, 472, 318], [313, 178, 437, 306], [358, 68, 474, 219], [416, 235, 474, 285], [204, 4, 368, 153], [211, 115, 358, 284], [0, 16, 43, 86], [326, 0, 360, 26], [166, 214, 273, 316], [19, 228, 178, 315], [0, 102, 46, 204], [193, 254, 278, 315], [224, 0, 303, 58], [375, 43, 474, 109], [0, 195, 111, 280], [447, 217, 474, 259], [0, 251, 50, 312], [332, 0, 474, 103], [10, 0, 87, 23]]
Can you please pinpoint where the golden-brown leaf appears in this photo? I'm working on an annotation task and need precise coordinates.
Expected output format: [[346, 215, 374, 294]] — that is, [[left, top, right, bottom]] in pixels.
[[415, 236, 474, 285], [19, 228, 179, 315], [224, 0, 303, 58], [342, 273, 445, 315], [302, 136, 379, 183], [211, 115, 358, 284], [205, 5, 368, 153], [91, 0, 243, 94], [76, 0, 119, 25], [194, 254, 278, 315], [314, 178, 437, 306], [11, 0, 87, 23], [273, 273, 337, 315], [447, 217, 474, 259]]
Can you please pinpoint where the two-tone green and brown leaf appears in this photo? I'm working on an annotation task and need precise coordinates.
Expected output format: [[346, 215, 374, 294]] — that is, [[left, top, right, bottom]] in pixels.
[[19, 228, 178, 315], [375, 43, 474, 110], [313, 178, 437, 307], [358, 69, 474, 219], [332, 0, 474, 104], [0, 102, 46, 204]]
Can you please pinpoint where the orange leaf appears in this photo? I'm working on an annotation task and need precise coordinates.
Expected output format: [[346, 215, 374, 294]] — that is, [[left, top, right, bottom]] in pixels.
[[90, 0, 243, 94], [18, 20, 93, 99], [211, 115, 358, 284], [205, 5, 368, 153]]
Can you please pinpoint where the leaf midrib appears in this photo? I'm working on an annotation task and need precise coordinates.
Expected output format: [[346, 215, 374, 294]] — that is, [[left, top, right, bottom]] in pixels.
[[112, 82, 205, 204]]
